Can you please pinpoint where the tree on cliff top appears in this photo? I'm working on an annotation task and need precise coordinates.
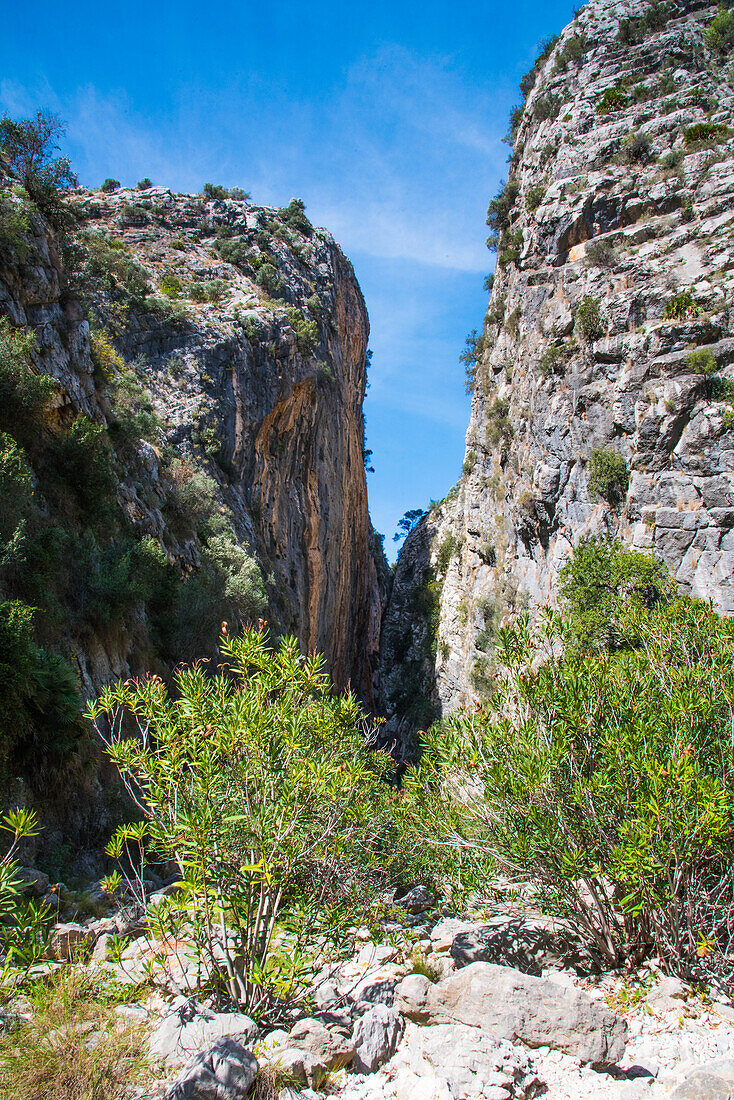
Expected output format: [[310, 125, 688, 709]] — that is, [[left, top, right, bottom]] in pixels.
[[0, 111, 77, 226]]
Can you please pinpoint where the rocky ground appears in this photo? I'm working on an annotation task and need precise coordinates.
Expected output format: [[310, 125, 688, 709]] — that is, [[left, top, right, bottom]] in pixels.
[[8, 872, 734, 1099]]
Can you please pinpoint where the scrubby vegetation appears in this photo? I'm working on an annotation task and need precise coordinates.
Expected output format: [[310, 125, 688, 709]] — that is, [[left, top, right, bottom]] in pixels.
[[402, 538, 734, 988], [88, 625, 397, 1017], [587, 447, 629, 507]]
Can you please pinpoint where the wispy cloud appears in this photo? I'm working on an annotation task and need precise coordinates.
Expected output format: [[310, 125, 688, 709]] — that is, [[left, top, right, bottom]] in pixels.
[[2, 44, 512, 272]]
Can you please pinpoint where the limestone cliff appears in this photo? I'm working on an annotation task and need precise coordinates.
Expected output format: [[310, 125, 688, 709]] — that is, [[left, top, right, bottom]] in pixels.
[[381, 0, 734, 720], [0, 173, 386, 815]]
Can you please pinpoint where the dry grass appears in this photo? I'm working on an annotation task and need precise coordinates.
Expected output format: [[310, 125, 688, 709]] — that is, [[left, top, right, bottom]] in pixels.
[[0, 967, 150, 1100]]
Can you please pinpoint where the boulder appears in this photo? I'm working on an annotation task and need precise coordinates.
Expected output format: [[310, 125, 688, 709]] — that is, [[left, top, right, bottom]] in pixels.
[[288, 1017, 354, 1069], [450, 917, 581, 975], [164, 1037, 257, 1100], [49, 921, 96, 961], [671, 1059, 734, 1099], [393, 885, 435, 914], [16, 867, 50, 898], [260, 1017, 355, 1088], [378, 1021, 542, 1099], [394, 962, 627, 1066], [149, 999, 258, 1068], [351, 1004, 404, 1073], [645, 975, 690, 1015], [430, 917, 477, 954]]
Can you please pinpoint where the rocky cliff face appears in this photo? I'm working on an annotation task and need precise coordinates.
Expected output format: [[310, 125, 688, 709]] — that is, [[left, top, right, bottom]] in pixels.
[[0, 174, 386, 809], [381, 0, 734, 719]]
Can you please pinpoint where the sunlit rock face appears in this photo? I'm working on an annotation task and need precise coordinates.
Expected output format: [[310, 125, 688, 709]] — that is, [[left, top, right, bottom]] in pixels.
[[381, 0, 734, 719], [0, 178, 387, 703]]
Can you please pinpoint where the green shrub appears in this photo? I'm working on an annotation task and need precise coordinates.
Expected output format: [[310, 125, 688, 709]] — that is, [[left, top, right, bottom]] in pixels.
[[0, 112, 77, 226], [189, 279, 228, 303], [664, 290, 702, 320], [100, 178, 120, 193], [485, 398, 513, 449], [460, 329, 487, 394], [684, 122, 731, 147], [142, 295, 189, 324], [526, 183, 545, 213], [585, 239, 616, 269], [687, 348, 718, 375], [661, 149, 684, 170], [82, 233, 150, 303], [623, 131, 652, 163], [712, 376, 734, 401], [555, 32, 588, 69], [575, 295, 605, 341], [256, 263, 283, 298], [136, 177, 152, 190], [706, 5, 734, 54], [519, 34, 559, 99], [499, 230, 523, 267], [436, 534, 462, 574], [89, 328, 125, 380], [286, 307, 319, 355], [0, 432, 32, 551], [403, 584, 734, 984], [88, 626, 396, 1017], [54, 416, 115, 510], [560, 534, 671, 652], [539, 343, 571, 376], [588, 447, 629, 507], [202, 183, 228, 200], [618, 2, 671, 45], [202, 182, 250, 201], [0, 193, 31, 259], [277, 197, 313, 237], [108, 370, 161, 445], [0, 319, 57, 433], [214, 237, 250, 266], [485, 180, 519, 252], [597, 84, 629, 114], [159, 273, 182, 299], [0, 601, 82, 771], [534, 94, 561, 121]]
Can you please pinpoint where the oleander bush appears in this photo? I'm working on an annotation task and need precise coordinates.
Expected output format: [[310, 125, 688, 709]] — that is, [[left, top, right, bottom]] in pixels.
[[401, 540, 734, 988], [88, 625, 398, 1019]]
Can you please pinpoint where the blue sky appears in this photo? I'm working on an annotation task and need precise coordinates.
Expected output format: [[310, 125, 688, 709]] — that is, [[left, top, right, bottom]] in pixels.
[[2, 0, 577, 557]]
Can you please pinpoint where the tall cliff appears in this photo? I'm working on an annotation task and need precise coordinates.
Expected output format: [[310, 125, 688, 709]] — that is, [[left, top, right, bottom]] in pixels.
[[0, 170, 386, 828], [380, 0, 734, 721]]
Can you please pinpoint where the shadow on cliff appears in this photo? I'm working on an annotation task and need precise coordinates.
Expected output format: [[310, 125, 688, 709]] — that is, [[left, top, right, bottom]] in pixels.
[[374, 516, 439, 765]]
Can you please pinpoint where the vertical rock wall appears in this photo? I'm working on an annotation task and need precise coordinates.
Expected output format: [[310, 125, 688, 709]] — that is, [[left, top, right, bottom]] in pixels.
[[382, 0, 734, 718]]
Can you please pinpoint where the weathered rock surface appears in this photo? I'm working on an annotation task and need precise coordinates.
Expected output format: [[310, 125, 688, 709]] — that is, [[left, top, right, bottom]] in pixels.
[[381, 0, 734, 718], [341, 1021, 542, 1099], [450, 916, 589, 975], [671, 1059, 734, 1098], [394, 962, 627, 1065], [351, 1004, 404, 1073], [149, 998, 258, 1068], [163, 1037, 257, 1100], [260, 1016, 355, 1087]]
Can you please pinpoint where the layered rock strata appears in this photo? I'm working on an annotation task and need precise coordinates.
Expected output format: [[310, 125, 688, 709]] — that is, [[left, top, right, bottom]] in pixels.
[[382, 0, 734, 717]]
